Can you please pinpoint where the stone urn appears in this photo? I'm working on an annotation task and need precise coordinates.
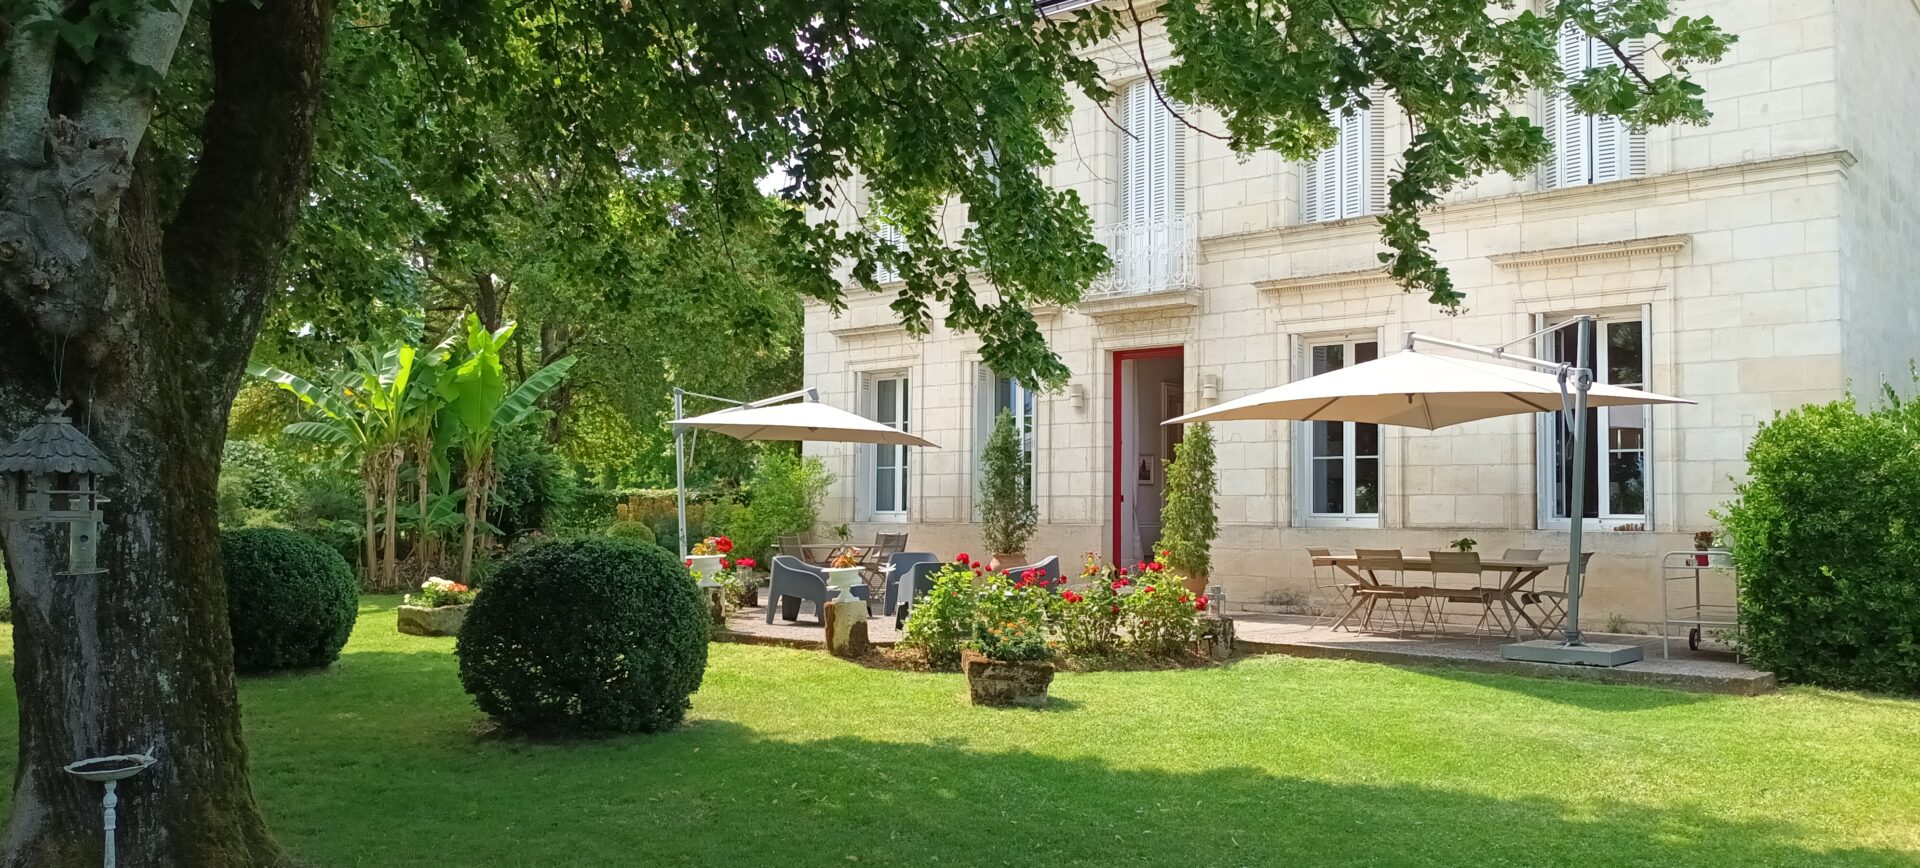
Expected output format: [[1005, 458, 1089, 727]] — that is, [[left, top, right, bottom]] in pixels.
[[687, 554, 725, 576], [397, 603, 470, 637], [960, 650, 1055, 708], [821, 566, 866, 601]]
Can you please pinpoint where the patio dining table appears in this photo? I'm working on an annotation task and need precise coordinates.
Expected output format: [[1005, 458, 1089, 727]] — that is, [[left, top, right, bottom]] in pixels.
[[1323, 553, 1568, 637]]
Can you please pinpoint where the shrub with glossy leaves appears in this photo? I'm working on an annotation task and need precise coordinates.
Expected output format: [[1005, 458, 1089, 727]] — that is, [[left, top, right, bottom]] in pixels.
[[457, 539, 709, 734], [222, 528, 359, 673], [1720, 389, 1920, 694]]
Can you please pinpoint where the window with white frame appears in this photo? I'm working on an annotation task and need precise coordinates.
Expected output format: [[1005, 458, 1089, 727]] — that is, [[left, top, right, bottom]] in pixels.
[[1539, 316, 1648, 526], [1542, 18, 1646, 189], [1302, 95, 1386, 222], [1112, 79, 1189, 291], [975, 368, 1036, 510], [870, 223, 906, 284], [1295, 338, 1382, 526], [863, 373, 911, 518]]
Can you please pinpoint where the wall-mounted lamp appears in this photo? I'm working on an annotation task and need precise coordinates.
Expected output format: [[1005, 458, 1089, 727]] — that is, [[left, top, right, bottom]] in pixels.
[[1067, 383, 1087, 411], [1201, 374, 1220, 403]]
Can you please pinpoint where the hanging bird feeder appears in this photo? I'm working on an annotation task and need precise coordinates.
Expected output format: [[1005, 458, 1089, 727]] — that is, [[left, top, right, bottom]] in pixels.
[[0, 398, 115, 575]]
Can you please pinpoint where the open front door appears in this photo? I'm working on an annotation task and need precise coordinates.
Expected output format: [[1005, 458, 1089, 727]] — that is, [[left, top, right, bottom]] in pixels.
[[1111, 346, 1184, 566]]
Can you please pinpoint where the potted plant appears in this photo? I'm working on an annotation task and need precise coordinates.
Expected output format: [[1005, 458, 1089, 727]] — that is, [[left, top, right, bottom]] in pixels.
[[1691, 530, 1716, 566], [960, 571, 1054, 707], [980, 409, 1038, 570], [822, 549, 866, 601], [1156, 422, 1218, 594], [397, 577, 477, 636], [731, 557, 760, 607], [1449, 537, 1477, 553], [686, 534, 732, 576]]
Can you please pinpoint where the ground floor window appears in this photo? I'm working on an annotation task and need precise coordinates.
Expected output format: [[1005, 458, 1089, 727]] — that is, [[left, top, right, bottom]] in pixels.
[[1541, 315, 1649, 527], [864, 373, 910, 518], [1298, 337, 1381, 526]]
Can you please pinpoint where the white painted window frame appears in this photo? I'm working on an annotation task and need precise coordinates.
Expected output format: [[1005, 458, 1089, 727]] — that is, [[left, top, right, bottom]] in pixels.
[[1292, 333, 1384, 529], [1535, 310, 1654, 531], [862, 371, 912, 522]]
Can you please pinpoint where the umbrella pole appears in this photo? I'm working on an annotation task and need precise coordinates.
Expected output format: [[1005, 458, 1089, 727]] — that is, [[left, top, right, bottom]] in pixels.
[[1562, 323, 1593, 647], [675, 387, 689, 558]]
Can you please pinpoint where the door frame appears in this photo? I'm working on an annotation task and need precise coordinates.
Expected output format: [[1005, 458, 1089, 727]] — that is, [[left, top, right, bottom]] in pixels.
[[1110, 345, 1185, 562]]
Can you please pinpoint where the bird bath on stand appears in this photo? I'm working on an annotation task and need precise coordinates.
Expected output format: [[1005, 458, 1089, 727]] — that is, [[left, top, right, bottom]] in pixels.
[[64, 753, 157, 868]]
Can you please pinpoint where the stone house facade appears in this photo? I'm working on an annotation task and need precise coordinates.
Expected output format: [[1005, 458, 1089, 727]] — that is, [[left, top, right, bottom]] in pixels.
[[799, 0, 1920, 624]]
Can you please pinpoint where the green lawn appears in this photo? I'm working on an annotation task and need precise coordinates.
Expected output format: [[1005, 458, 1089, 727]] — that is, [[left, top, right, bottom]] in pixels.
[[3, 596, 1918, 866]]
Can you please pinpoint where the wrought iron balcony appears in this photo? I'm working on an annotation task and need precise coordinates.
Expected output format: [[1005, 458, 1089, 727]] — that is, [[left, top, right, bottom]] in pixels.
[[1087, 214, 1197, 298]]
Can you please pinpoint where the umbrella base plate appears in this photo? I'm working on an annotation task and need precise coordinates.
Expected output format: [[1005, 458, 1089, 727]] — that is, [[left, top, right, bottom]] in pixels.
[[1500, 639, 1644, 668]]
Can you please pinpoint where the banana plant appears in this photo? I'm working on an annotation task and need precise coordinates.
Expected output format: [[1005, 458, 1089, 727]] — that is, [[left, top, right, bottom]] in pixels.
[[441, 313, 577, 583], [247, 361, 389, 585]]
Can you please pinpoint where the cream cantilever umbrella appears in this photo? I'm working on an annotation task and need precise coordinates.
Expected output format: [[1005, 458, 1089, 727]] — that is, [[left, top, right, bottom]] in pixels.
[[1167, 322, 1693, 666], [670, 387, 938, 555], [1168, 344, 1692, 430]]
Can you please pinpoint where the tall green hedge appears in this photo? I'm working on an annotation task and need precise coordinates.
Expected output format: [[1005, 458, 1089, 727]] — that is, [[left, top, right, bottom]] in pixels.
[[457, 539, 709, 734], [1720, 390, 1920, 694], [222, 528, 359, 673]]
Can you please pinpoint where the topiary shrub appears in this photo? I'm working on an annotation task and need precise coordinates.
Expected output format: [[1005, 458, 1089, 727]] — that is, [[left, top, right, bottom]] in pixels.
[[1719, 388, 1920, 694], [604, 520, 657, 547], [222, 528, 359, 673], [457, 539, 709, 735]]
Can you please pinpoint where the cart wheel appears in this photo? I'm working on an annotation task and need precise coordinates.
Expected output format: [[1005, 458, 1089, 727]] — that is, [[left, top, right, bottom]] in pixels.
[[1688, 627, 1701, 651]]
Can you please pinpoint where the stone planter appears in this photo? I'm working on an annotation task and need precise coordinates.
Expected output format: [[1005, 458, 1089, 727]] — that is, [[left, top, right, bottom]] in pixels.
[[397, 603, 469, 637], [822, 566, 865, 601], [687, 554, 725, 576], [988, 552, 1025, 571], [961, 650, 1055, 708]]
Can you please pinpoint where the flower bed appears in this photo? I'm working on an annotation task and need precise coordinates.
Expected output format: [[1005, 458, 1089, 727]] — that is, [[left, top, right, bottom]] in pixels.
[[398, 577, 476, 636]]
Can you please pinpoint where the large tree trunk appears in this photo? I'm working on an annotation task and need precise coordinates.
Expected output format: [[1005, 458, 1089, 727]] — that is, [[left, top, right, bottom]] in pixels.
[[0, 0, 331, 862]]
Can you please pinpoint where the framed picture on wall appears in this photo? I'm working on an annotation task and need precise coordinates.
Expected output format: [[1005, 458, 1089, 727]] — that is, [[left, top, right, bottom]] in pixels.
[[1136, 453, 1158, 486], [1161, 382, 1184, 461]]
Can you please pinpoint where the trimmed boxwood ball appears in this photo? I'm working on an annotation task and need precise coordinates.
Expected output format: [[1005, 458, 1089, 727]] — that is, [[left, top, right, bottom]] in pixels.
[[222, 527, 359, 673], [458, 538, 709, 735]]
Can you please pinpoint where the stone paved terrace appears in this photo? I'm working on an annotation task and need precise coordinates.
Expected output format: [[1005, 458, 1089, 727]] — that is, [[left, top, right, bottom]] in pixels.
[[717, 605, 1773, 695]]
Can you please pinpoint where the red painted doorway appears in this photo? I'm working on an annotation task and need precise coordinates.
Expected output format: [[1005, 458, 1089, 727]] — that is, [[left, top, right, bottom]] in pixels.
[[1111, 346, 1185, 564]]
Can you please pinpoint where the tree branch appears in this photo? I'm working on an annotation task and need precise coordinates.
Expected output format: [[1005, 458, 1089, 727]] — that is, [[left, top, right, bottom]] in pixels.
[[1123, 0, 1228, 141], [162, 0, 334, 356], [73, 0, 196, 156], [0, 0, 61, 161], [1595, 34, 1658, 90]]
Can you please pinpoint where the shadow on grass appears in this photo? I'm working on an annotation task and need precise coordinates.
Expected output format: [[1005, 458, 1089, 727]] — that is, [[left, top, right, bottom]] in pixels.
[[231, 649, 1910, 868]]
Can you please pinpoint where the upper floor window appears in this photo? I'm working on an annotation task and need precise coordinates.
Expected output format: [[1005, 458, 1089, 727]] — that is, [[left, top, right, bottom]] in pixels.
[[1294, 337, 1382, 527], [1302, 97, 1386, 223], [870, 223, 906, 284], [1543, 20, 1646, 189], [1119, 79, 1187, 227], [862, 373, 911, 519], [1539, 316, 1649, 528]]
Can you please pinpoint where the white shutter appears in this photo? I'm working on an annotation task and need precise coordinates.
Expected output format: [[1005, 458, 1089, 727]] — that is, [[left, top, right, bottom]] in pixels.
[[1365, 92, 1389, 214], [1548, 18, 1590, 189], [1592, 37, 1645, 183], [856, 376, 874, 521], [1338, 106, 1365, 219], [973, 364, 995, 518], [872, 223, 904, 283], [1120, 81, 1153, 226], [1289, 336, 1309, 526]]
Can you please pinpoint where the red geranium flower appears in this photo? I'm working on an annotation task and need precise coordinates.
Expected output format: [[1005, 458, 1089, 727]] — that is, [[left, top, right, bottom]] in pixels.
[[715, 536, 734, 553], [1062, 590, 1083, 603], [720, 558, 731, 569], [684, 558, 692, 567], [1160, 549, 1172, 558], [956, 552, 971, 564], [738, 558, 757, 569], [1110, 604, 1121, 614], [1143, 585, 1155, 594], [1195, 595, 1210, 612], [1147, 561, 1164, 572]]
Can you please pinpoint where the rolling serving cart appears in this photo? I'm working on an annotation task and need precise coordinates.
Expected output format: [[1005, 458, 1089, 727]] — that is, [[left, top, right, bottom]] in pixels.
[[1660, 549, 1740, 659]]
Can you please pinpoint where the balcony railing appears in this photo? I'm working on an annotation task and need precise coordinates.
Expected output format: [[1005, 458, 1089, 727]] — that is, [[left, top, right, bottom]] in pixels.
[[1088, 214, 1197, 298]]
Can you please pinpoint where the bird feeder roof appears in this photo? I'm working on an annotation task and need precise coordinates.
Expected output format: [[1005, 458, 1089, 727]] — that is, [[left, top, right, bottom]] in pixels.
[[0, 399, 115, 476]]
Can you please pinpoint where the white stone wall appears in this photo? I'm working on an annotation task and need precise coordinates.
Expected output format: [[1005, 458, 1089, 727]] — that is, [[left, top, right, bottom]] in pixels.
[[1834, 0, 1920, 395], [799, 2, 1913, 627]]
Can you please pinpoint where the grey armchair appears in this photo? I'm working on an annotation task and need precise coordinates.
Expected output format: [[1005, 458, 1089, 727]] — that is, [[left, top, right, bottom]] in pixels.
[[883, 552, 941, 617], [766, 555, 870, 624], [1003, 555, 1062, 588], [893, 559, 950, 628]]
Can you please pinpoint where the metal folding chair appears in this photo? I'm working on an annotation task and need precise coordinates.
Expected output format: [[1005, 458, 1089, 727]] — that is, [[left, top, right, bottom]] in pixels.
[[1307, 546, 1351, 628], [1349, 548, 1415, 632], [1518, 552, 1592, 638], [1422, 551, 1508, 638]]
